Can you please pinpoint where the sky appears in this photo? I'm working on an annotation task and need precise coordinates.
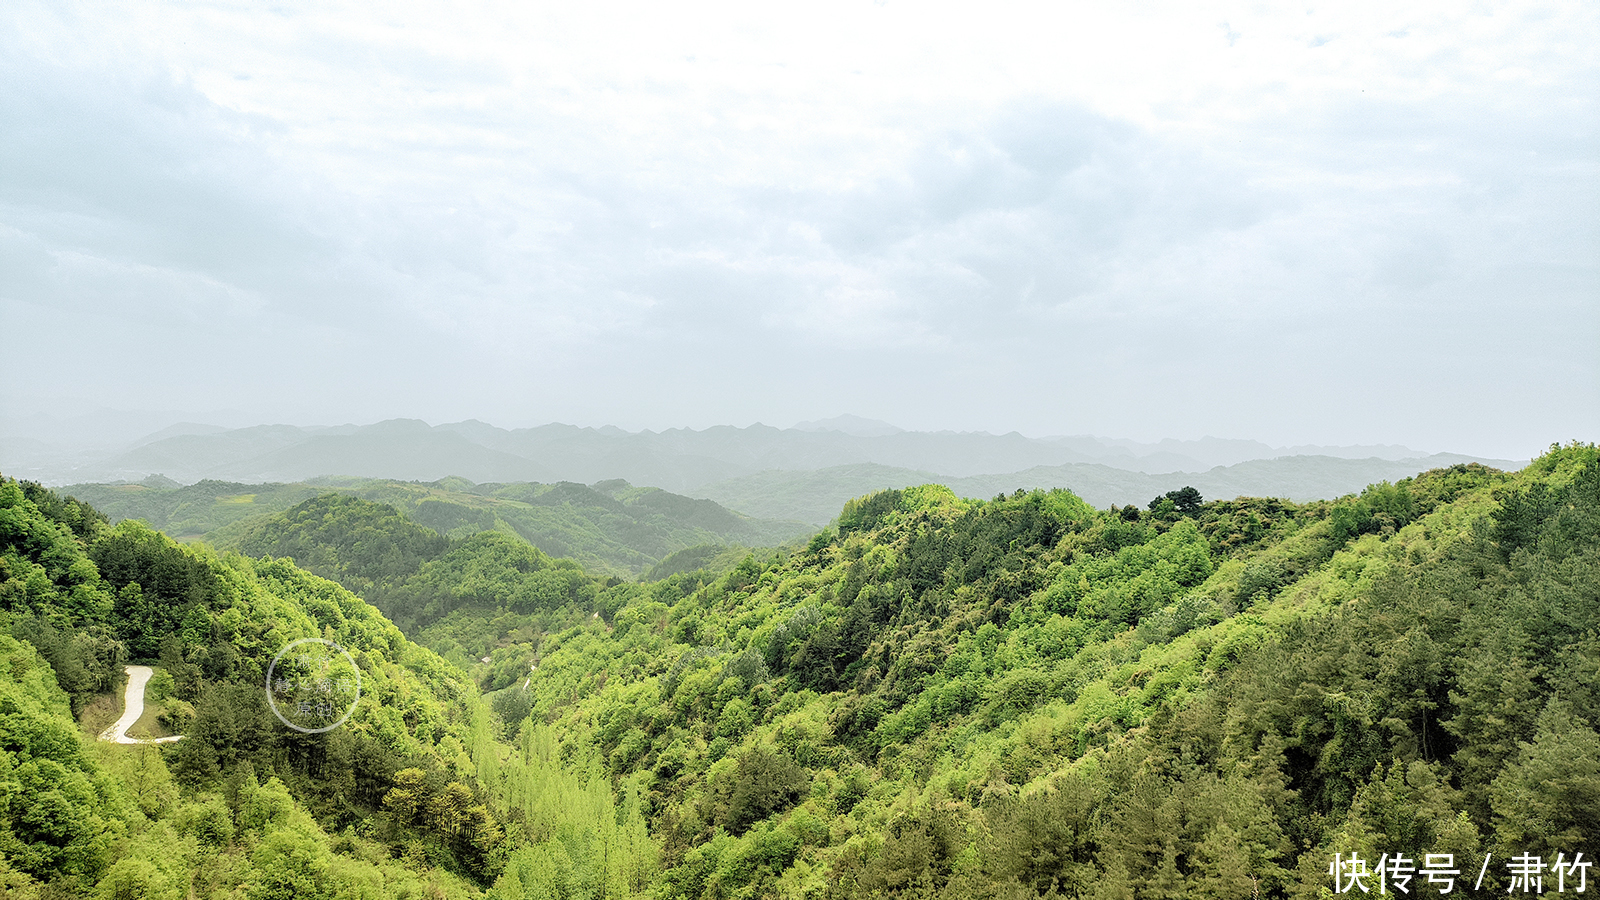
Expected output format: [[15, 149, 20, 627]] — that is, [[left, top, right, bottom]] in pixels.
[[1, 0, 1596, 460]]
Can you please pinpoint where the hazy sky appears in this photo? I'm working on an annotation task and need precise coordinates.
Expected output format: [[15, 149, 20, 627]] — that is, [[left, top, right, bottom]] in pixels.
[[2, 0, 1595, 459]]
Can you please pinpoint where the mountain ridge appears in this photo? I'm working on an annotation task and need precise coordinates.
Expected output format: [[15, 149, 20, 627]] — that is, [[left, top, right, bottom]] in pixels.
[[56, 475, 814, 578], [5, 417, 1523, 503], [690, 452, 1527, 524]]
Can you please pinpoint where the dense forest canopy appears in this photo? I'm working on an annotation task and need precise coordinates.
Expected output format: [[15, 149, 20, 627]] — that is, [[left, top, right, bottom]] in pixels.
[[0, 475, 650, 898], [1, 442, 1596, 897]]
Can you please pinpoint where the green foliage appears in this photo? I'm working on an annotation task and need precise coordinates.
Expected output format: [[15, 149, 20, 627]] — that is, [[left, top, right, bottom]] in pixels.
[[55, 479, 324, 540], [17, 481, 107, 544], [229, 493, 448, 600], [0, 479, 116, 626], [645, 544, 761, 582], [447, 446, 1597, 898], [0, 476, 549, 896], [5, 444, 1592, 899], [0, 641, 114, 882], [1150, 485, 1203, 516], [70, 475, 812, 578], [1489, 701, 1600, 856], [714, 746, 808, 834], [226, 494, 584, 633], [8, 615, 125, 714], [837, 489, 905, 537], [90, 520, 230, 659]]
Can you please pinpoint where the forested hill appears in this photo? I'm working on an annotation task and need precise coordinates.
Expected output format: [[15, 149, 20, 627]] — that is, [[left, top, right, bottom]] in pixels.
[[216, 493, 603, 640], [3, 445, 1597, 898], [60, 475, 811, 577], [455, 446, 1595, 897], [0, 475, 654, 898]]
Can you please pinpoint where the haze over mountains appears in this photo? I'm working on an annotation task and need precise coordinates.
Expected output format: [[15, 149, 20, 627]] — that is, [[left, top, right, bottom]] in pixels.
[[3, 413, 1522, 525]]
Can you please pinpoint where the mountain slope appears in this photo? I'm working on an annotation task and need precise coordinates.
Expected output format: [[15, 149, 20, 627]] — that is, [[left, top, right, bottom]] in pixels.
[[62, 475, 813, 576], [0, 475, 658, 898], [440, 447, 1597, 897], [10, 444, 1592, 898]]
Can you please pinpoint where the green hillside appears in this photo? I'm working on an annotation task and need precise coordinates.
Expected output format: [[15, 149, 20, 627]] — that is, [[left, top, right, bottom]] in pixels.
[[188, 444, 1600, 897], [62, 476, 812, 577], [6, 444, 1597, 898], [528, 446, 1596, 898], [0, 475, 655, 898]]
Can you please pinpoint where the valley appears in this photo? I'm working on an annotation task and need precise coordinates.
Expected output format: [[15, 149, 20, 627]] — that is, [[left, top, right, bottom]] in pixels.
[[1, 443, 1594, 897]]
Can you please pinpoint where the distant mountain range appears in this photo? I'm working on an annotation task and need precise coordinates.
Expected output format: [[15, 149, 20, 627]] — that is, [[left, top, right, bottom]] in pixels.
[[3, 415, 1524, 523]]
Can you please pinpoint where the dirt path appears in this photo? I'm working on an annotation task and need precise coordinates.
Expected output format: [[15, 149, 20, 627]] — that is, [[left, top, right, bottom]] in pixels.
[[99, 665, 183, 744]]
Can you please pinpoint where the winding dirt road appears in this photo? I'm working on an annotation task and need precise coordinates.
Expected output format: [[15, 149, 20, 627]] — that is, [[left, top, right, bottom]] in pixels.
[[99, 665, 183, 744]]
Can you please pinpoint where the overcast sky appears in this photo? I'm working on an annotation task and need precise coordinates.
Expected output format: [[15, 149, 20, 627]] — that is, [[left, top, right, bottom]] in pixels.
[[2, 0, 1595, 459]]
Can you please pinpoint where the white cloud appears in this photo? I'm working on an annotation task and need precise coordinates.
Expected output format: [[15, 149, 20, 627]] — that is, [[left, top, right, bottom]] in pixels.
[[1, 0, 1595, 457]]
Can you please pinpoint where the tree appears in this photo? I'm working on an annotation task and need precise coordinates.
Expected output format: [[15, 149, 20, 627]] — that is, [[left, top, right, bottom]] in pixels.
[[721, 747, 807, 834], [1490, 701, 1600, 856], [1150, 487, 1203, 516]]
